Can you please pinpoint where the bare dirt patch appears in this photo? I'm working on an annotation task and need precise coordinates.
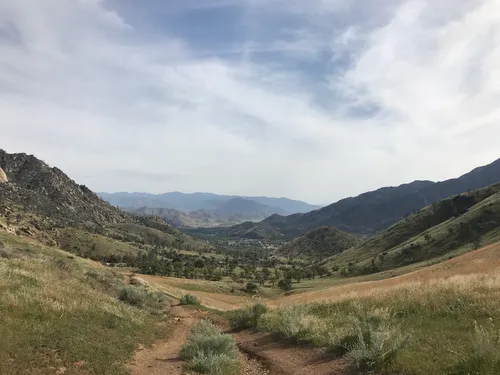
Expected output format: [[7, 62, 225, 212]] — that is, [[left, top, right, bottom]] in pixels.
[[139, 274, 252, 310], [128, 305, 206, 375], [233, 331, 350, 375]]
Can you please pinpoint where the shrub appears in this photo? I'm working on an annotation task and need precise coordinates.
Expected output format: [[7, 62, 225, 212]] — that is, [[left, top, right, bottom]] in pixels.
[[190, 319, 221, 338], [229, 304, 268, 330], [190, 353, 239, 375], [119, 286, 148, 307], [277, 278, 292, 291], [180, 320, 239, 375], [180, 294, 201, 306], [118, 285, 169, 313], [257, 305, 329, 344], [245, 282, 258, 293], [345, 318, 408, 371], [180, 331, 237, 360]]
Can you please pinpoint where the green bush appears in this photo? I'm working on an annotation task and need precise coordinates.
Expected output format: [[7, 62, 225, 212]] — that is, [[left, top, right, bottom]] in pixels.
[[277, 278, 292, 291], [245, 282, 258, 293], [190, 319, 221, 338], [229, 304, 268, 330], [118, 285, 168, 313], [180, 293, 201, 306], [180, 332, 237, 361], [345, 318, 408, 371], [190, 353, 239, 375], [119, 286, 148, 307], [180, 320, 239, 375]]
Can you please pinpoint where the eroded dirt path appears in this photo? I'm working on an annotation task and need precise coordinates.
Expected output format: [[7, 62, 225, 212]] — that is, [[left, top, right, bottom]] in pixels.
[[127, 305, 270, 375], [128, 305, 206, 375], [232, 331, 350, 375]]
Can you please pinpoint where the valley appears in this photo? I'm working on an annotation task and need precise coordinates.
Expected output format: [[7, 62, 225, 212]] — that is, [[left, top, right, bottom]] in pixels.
[[1, 149, 500, 375]]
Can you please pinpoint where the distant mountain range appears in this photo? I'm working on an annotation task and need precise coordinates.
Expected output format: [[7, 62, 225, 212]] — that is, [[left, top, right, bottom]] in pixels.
[[208, 157, 500, 239], [98, 191, 320, 227]]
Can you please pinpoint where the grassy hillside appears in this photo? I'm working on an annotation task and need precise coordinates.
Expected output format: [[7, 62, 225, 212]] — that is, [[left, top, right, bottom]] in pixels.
[[0, 230, 170, 375], [327, 184, 500, 275], [129, 207, 235, 228], [277, 226, 361, 260], [187, 221, 284, 240], [231, 242, 500, 375]]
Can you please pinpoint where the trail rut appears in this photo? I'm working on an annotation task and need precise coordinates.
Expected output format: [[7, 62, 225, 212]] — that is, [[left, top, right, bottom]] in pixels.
[[233, 332, 351, 375], [127, 305, 269, 375], [128, 305, 203, 375]]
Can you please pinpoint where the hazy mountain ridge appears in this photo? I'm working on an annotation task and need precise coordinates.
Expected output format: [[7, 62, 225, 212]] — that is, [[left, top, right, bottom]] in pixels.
[[98, 191, 320, 215], [224, 158, 500, 239]]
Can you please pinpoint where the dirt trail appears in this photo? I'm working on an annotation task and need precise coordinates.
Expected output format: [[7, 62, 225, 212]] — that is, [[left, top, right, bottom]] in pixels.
[[127, 305, 269, 375], [128, 305, 204, 375], [232, 331, 350, 375], [127, 303, 347, 375]]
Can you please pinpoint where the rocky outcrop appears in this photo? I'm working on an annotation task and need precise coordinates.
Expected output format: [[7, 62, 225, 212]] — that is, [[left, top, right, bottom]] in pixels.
[[0, 149, 130, 227], [0, 167, 7, 183]]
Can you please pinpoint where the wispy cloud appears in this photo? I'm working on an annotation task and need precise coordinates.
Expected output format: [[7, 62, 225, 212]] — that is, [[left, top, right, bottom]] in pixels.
[[0, 0, 499, 204]]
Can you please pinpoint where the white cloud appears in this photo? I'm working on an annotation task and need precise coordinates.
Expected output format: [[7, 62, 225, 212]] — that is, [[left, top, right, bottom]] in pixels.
[[0, 0, 499, 204]]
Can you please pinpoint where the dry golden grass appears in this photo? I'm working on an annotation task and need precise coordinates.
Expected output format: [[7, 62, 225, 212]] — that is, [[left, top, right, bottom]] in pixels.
[[248, 242, 500, 374], [271, 241, 500, 307]]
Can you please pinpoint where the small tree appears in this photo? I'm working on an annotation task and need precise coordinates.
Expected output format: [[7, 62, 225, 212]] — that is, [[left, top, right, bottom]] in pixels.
[[277, 278, 292, 292], [245, 282, 259, 294], [472, 236, 482, 250]]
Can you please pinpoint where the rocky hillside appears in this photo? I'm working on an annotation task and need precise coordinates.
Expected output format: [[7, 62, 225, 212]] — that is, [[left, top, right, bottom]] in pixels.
[[0, 150, 130, 226], [224, 157, 500, 239], [277, 226, 361, 260], [0, 150, 208, 255]]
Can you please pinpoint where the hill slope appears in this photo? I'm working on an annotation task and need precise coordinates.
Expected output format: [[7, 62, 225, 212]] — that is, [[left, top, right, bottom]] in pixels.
[[277, 226, 361, 260], [225, 158, 500, 239], [0, 150, 208, 257], [214, 197, 288, 217], [128, 199, 287, 228], [326, 183, 500, 275], [130, 207, 229, 228], [0, 229, 170, 374]]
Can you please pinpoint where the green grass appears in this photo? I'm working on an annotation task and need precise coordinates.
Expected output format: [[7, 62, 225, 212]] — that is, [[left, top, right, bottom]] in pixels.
[[233, 269, 500, 375], [277, 226, 361, 260], [180, 293, 201, 306], [109, 222, 207, 250], [449, 322, 500, 375], [58, 227, 138, 259], [0, 231, 169, 375], [180, 320, 239, 375]]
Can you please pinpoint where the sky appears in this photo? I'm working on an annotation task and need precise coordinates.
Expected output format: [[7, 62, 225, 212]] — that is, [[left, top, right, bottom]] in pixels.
[[1, 0, 500, 205]]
